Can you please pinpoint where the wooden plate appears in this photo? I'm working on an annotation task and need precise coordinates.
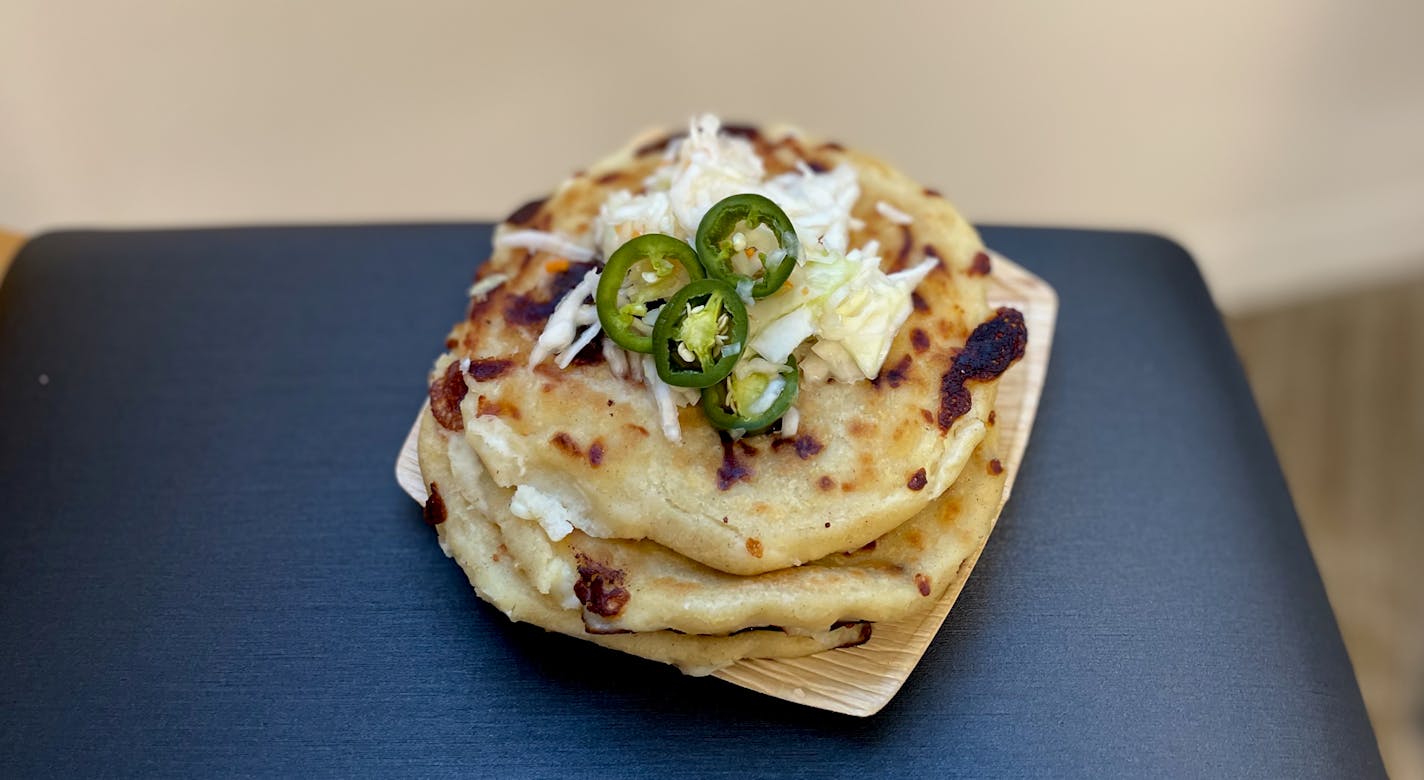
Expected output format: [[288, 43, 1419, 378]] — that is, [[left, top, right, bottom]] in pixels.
[[395, 250, 1057, 716]]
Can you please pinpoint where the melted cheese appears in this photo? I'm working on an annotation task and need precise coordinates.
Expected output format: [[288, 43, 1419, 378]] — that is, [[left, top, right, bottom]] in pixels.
[[509, 484, 577, 542]]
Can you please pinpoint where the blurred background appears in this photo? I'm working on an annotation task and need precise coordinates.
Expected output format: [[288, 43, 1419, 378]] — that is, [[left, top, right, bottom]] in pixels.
[[1, 1, 1420, 774]]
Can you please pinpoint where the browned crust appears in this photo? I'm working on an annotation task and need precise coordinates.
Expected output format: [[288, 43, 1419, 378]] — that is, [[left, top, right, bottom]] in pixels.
[[573, 552, 630, 618], [914, 573, 932, 596], [717, 435, 754, 491], [840, 622, 874, 648], [501, 261, 597, 328], [938, 307, 1027, 430], [504, 196, 549, 227], [429, 362, 467, 431], [468, 358, 513, 382], [550, 432, 583, 458], [423, 483, 447, 526], [770, 434, 824, 460]]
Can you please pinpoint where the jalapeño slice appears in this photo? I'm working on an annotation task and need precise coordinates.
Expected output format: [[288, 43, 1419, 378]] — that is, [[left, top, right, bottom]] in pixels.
[[694, 194, 800, 299], [596, 234, 704, 353], [651, 278, 749, 388], [700, 356, 800, 433]]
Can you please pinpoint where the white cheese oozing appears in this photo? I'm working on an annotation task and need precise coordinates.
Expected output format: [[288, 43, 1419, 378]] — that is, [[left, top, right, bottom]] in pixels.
[[462, 410, 528, 483], [508, 484, 578, 542]]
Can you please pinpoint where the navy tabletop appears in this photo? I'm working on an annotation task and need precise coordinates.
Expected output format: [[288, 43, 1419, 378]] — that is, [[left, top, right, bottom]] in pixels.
[[0, 225, 1383, 777]]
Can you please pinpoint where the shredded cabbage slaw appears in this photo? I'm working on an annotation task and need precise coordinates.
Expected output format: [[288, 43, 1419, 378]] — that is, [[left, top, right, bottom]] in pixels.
[[518, 115, 936, 441]]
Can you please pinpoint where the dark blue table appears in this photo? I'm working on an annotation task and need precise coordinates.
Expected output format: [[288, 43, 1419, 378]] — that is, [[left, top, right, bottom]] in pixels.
[[0, 225, 1383, 777]]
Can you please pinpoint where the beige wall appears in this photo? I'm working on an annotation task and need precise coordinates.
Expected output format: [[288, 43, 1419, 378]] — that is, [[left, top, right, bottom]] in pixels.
[[2, 1, 1422, 311]]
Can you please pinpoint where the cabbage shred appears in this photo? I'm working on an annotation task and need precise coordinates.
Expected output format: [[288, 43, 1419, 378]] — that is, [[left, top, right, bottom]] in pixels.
[[527, 115, 937, 441]]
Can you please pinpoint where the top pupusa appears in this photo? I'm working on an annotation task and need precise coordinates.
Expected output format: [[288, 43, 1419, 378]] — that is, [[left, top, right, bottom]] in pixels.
[[434, 116, 1022, 575]]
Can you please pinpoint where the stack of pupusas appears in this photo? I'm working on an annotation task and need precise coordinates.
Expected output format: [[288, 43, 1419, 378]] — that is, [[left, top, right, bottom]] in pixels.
[[418, 116, 1026, 675]]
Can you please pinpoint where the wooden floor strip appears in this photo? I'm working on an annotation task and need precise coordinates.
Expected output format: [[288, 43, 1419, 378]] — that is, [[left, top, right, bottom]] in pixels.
[[1229, 275, 1424, 780]]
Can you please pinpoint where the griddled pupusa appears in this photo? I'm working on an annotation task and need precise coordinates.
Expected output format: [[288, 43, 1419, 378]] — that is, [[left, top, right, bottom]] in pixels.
[[433, 406, 1010, 636], [425, 121, 1020, 576], [417, 413, 874, 676]]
